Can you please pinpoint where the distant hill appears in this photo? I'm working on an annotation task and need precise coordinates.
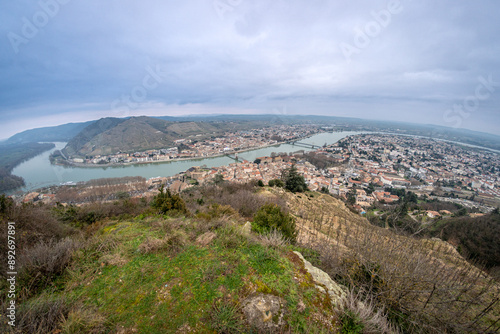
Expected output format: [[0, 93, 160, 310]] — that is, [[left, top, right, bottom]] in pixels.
[[62, 117, 127, 157], [62, 116, 223, 158], [5, 114, 500, 153], [5, 121, 95, 144], [0, 142, 55, 193]]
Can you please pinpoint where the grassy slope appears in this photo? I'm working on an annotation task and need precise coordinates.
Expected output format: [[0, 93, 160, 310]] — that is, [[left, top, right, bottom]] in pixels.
[[30, 217, 339, 333], [4, 187, 499, 333]]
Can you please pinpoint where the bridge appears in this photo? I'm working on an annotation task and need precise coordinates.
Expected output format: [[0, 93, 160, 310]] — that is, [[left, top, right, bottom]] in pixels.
[[225, 153, 242, 162], [290, 141, 320, 149]]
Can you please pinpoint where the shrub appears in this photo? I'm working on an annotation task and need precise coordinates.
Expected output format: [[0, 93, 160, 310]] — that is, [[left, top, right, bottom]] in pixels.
[[18, 238, 82, 298], [183, 182, 287, 219], [15, 295, 70, 334], [268, 179, 284, 188], [206, 204, 238, 220], [151, 185, 188, 215], [252, 204, 297, 244], [138, 237, 167, 254], [341, 289, 398, 334], [60, 307, 109, 334], [341, 310, 364, 334], [257, 229, 288, 248]]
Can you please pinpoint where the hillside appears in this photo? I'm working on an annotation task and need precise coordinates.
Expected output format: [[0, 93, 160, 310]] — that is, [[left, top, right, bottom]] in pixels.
[[62, 116, 224, 158], [430, 211, 500, 271], [62, 117, 127, 157], [1, 181, 498, 333], [0, 142, 55, 193], [5, 121, 95, 144]]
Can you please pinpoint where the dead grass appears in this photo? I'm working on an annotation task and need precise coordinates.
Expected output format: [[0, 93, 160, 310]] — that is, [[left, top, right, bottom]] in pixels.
[[17, 238, 83, 300], [280, 189, 500, 333]]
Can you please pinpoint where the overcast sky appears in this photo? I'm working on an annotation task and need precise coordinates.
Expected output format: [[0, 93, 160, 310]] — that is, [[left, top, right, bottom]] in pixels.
[[1, 0, 499, 139]]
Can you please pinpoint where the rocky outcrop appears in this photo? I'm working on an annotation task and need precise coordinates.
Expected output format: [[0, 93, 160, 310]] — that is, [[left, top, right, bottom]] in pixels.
[[242, 294, 286, 332], [293, 251, 346, 306]]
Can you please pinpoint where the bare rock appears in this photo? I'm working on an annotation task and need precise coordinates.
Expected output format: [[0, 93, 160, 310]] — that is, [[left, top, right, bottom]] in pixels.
[[241, 221, 252, 236], [195, 232, 216, 246], [242, 293, 286, 332], [297, 300, 306, 313], [293, 251, 346, 306]]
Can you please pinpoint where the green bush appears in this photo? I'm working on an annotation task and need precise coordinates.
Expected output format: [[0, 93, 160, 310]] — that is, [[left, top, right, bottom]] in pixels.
[[268, 179, 284, 188], [341, 310, 364, 334], [151, 185, 188, 215], [252, 204, 297, 243]]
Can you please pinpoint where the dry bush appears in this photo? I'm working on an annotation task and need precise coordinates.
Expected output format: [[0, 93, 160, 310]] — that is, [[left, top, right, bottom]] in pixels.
[[194, 216, 231, 235], [0, 203, 75, 275], [56, 198, 152, 228], [341, 289, 400, 334], [17, 238, 83, 299], [298, 202, 500, 333], [138, 237, 167, 254], [182, 182, 287, 219], [165, 231, 188, 255], [60, 306, 110, 334], [13, 295, 70, 334], [257, 229, 288, 248], [138, 231, 187, 255], [100, 253, 128, 267]]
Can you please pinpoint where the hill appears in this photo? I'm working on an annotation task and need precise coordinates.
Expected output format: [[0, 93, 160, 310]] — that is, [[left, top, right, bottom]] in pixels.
[[61, 117, 127, 157], [429, 210, 500, 272], [1, 181, 498, 333], [5, 114, 500, 154], [5, 121, 95, 145], [0, 142, 55, 193], [61, 116, 227, 158]]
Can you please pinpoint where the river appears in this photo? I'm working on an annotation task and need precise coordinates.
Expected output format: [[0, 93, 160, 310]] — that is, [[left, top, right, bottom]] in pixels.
[[11, 132, 361, 192]]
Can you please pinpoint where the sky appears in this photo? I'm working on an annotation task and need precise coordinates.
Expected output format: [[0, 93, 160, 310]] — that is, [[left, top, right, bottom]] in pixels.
[[1, 0, 499, 139]]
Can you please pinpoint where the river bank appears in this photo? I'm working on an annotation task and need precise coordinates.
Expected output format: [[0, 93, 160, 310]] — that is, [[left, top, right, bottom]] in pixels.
[[52, 135, 319, 169], [10, 132, 361, 193]]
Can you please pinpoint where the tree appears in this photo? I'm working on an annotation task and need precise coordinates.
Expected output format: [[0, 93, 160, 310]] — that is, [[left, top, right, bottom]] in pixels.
[[213, 173, 224, 185], [281, 164, 308, 193], [347, 188, 357, 205], [257, 180, 264, 187]]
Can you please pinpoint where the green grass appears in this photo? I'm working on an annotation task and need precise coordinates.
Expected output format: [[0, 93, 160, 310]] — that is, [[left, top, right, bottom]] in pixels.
[[22, 216, 340, 333]]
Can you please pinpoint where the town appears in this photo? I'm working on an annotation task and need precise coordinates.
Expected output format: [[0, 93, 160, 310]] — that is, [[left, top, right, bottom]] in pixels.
[[66, 125, 321, 165], [22, 133, 500, 219]]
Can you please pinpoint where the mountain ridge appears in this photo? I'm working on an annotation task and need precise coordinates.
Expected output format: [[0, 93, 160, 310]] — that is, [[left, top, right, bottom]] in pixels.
[[61, 116, 224, 158], [6, 114, 500, 152]]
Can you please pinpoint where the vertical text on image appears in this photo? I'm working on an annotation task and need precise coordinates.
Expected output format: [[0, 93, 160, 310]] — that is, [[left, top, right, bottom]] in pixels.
[[6, 222, 17, 327]]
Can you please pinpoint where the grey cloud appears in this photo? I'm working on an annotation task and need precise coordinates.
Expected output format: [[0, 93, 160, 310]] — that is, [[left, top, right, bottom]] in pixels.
[[0, 0, 499, 138]]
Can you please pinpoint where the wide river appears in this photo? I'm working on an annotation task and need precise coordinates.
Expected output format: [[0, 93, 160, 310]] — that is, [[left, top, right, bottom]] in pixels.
[[11, 131, 361, 192]]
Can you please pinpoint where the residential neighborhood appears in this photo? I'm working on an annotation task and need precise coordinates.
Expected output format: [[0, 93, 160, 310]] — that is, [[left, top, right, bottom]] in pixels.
[[20, 133, 500, 216]]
